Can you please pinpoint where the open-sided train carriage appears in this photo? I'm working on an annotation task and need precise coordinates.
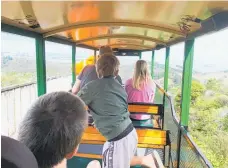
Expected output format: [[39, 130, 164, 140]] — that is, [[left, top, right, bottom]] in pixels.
[[2, 1, 228, 167]]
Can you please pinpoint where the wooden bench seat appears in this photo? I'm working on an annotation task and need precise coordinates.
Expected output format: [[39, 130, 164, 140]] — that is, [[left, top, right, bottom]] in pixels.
[[81, 126, 168, 148], [88, 103, 164, 129], [128, 103, 163, 115]]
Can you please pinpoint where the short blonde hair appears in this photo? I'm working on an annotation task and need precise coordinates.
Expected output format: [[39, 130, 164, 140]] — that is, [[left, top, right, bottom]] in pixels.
[[96, 54, 120, 78]]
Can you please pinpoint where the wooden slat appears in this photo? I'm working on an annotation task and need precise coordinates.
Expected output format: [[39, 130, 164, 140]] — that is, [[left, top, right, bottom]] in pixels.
[[137, 129, 166, 138], [82, 126, 167, 146], [80, 140, 165, 149], [84, 127, 166, 138], [138, 137, 166, 145], [75, 153, 102, 159], [128, 104, 159, 114], [82, 133, 106, 141]]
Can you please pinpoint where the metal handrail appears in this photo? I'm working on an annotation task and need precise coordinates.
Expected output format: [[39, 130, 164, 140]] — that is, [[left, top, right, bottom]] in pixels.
[[181, 127, 213, 168], [155, 83, 212, 167], [159, 87, 213, 168]]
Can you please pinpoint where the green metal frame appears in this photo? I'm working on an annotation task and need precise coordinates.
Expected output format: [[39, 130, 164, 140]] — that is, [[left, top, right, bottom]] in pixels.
[[72, 45, 76, 86], [151, 50, 155, 78], [36, 35, 46, 96], [139, 52, 142, 59], [180, 39, 195, 127], [164, 47, 170, 91]]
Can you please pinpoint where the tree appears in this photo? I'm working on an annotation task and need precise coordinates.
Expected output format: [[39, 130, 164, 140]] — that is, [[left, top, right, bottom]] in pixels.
[[206, 78, 221, 91], [222, 115, 228, 132], [175, 80, 205, 107], [214, 95, 228, 108], [191, 80, 205, 104]]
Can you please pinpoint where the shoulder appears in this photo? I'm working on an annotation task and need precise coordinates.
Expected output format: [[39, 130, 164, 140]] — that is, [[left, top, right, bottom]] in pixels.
[[86, 78, 100, 87], [147, 80, 156, 89], [115, 75, 122, 84], [78, 65, 96, 79], [125, 78, 132, 86], [83, 65, 96, 72]]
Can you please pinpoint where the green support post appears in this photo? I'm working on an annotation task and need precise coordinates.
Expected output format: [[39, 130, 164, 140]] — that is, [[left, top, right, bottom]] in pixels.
[[139, 52, 142, 59], [164, 47, 170, 91], [72, 45, 76, 86], [36, 35, 46, 96], [151, 50, 155, 78], [180, 39, 195, 127]]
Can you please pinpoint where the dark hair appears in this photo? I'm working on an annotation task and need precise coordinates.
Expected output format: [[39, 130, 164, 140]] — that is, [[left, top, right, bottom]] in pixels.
[[96, 54, 120, 78], [18, 91, 88, 168]]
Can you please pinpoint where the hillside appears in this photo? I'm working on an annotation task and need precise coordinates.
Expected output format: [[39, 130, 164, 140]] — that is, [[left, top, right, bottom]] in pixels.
[[2, 51, 228, 89]]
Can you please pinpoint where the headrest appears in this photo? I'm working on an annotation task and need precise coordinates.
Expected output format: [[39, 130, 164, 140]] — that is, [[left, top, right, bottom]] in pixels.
[[1, 136, 38, 168]]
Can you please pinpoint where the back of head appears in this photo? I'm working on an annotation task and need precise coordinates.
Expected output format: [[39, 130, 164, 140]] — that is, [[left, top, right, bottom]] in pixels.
[[96, 54, 120, 78], [1, 135, 38, 168], [99, 46, 113, 57], [18, 91, 88, 168], [133, 60, 151, 89]]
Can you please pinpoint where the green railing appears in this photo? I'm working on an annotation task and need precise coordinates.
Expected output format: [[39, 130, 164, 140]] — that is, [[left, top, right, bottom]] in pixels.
[[161, 88, 213, 168]]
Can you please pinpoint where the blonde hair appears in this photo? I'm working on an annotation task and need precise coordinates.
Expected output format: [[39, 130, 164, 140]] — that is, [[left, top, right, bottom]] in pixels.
[[96, 54, 119, 78], [132, 60, 152, 90]]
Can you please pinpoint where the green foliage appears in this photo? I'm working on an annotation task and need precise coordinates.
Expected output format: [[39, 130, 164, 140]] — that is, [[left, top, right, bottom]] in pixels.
[[187, 80, 228, 167], [175, 89, 181, 108], [222, 115, 228, 132], [206, 78, 221, 91], [214, 95, 228, 108], [195, 97, 221, 110], [174, 80, 205, 109], [171, 78, 228, 167], [192, 133, 228, 168], [191, 80, 205, 104], [189, 108, 219, 135], [1, 72, 36, 87]]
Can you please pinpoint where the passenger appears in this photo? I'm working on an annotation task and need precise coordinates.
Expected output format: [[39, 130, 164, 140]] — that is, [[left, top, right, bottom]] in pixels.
[[77, 55, 156, 168], [125, 60, 158, 126], [18, 91, 98, 168], [72, 46, 122, 94], [1, 135, 38, 168]]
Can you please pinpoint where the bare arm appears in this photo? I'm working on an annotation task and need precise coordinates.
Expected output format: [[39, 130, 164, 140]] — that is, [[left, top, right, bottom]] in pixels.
[[72, 79, 81, 94]]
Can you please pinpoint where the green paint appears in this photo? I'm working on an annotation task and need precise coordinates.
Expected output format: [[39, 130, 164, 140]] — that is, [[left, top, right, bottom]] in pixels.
[[36, 35, 46, 96], [72, 45, 76, 86], [164, 47, 170, 91], [180, 39, 195, 127], [139, 52, 142, 59], [151, 50, 155, 78], [2, 23, 39, 38]]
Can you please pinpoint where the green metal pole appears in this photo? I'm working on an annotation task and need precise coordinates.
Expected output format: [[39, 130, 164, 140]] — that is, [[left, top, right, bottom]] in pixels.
[[180, 39, 195, 127], [72, 45, 76, 86], [36, 35, 46, 96], [164, 47, 170, 91], [139, 52, 142, 59], [151, 50, 155, 78]]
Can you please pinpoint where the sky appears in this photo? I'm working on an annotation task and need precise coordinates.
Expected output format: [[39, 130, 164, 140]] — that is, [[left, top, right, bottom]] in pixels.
[[1, 28, 228, 73]]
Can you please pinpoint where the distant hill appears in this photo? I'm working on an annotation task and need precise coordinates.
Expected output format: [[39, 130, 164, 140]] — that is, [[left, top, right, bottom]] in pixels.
[[2, 51, 228, 87], [194, 71, 228, 85]]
